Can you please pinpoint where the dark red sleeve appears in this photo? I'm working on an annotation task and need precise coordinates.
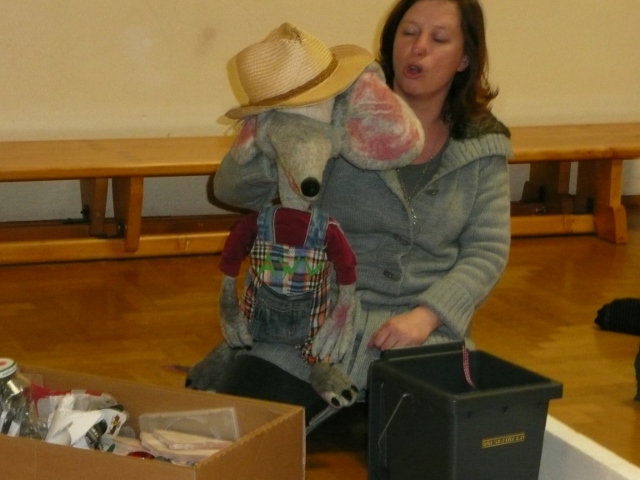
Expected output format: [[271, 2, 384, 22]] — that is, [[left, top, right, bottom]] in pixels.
[[218, 212, 259, 277], [324, 221, 357, 285]]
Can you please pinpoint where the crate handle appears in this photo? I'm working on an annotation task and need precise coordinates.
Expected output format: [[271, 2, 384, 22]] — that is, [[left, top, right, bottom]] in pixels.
[[377, 392, 411, 457]]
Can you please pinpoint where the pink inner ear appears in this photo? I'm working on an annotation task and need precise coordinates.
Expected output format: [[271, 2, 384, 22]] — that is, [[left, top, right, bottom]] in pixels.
[[230, 116, 259, 164], [234, 116, 258, 149], [347, 73, 422, 162]]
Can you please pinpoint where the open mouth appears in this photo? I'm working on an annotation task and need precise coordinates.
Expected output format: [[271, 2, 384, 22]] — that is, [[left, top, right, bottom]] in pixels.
[[405, 63, 423, 77]]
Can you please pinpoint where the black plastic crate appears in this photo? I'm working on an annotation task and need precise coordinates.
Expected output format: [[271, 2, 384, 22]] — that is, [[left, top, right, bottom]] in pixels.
[[368, 343, 563, 480]]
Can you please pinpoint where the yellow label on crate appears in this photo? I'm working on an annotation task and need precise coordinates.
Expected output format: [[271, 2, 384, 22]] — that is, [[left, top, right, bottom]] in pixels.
[[481, 432, 526, 448]]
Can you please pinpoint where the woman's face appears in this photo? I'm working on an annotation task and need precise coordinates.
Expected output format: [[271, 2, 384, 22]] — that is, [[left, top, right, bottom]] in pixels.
[[392, 0, 468, 106]]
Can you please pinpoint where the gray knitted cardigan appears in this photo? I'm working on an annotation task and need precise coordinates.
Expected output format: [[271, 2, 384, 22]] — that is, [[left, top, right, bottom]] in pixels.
[[212, 119, 512, 391]]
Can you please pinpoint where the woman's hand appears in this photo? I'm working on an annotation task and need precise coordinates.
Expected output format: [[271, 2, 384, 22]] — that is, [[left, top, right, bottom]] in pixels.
[[368, 305, 442, 351]]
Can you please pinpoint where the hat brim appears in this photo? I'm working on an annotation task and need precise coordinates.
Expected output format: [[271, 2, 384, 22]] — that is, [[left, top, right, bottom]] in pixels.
[[225, 44, 374, 120]]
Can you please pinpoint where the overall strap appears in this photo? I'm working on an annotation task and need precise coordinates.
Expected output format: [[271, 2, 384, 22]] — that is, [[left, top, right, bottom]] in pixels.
[[304, 207, 330, 249], [256, 205, 279, 242]]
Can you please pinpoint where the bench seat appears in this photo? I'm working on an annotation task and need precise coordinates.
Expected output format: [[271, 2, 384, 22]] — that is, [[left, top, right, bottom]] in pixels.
[[0, 137, 234, 180]]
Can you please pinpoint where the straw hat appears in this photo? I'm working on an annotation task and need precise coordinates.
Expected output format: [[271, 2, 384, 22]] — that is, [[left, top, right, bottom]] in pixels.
[[225, 22, 374, 119]]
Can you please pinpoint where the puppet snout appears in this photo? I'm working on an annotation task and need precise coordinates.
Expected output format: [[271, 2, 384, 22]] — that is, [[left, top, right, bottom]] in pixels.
[[266, 111, 338, 202], [301, 177, 321, 197]]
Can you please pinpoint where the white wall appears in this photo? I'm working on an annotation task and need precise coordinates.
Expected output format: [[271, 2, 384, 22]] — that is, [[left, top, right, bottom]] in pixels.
[[1, 0, 639, 221]]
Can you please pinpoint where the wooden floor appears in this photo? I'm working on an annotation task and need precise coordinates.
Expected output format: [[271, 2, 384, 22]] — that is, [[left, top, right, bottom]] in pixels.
[[2, 206, 639, 478]]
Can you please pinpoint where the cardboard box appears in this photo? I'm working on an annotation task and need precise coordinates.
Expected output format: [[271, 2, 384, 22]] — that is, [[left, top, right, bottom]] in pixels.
[[539, 417, 640, 480], [0, 366, 305, 480]]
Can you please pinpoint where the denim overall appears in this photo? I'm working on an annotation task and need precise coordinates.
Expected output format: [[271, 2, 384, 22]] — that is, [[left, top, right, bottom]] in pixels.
[[241, 206, 331, 363]]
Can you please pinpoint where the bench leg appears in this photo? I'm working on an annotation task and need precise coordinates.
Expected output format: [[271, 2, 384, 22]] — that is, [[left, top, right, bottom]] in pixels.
[[112, 177, 144, 252], [80, 178, 108, 235], [529, 161, 572, 213], [577, 159, 628, 244]]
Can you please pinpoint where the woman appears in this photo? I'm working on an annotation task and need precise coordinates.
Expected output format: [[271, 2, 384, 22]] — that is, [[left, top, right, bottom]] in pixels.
[[363, 0, 511, 351], [194, 0, 511, 428]]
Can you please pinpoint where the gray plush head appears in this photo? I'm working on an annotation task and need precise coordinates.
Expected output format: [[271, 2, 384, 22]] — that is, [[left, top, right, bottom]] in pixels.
[[227, 63, 424, 210]]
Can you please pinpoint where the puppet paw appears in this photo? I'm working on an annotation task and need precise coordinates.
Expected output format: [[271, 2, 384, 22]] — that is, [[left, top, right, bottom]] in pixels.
[[185, 341, 238, 391], [220, 275, 254, 348], [221, 315, 254, 349], [309, 363, 358, 409], [311, 318, 354, 363], [311, 284, 356, 362]]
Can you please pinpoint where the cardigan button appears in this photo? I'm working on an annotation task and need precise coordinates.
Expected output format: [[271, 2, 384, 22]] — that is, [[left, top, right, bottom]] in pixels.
[[383, 270, 400, 281], [393, 233, 411, 246]]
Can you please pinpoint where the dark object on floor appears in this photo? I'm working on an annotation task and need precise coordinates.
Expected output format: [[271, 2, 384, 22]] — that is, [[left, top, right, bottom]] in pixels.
[[594, 298, 640, 336], [635, 345, 640, 401], [186, 347, 327, 427]]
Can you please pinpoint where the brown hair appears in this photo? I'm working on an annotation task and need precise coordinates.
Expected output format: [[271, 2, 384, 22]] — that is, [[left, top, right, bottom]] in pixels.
[[378, 0, 498, 138]]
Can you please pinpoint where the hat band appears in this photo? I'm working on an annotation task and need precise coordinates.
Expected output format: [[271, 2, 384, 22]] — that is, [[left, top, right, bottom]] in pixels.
[[247, 56, 339, 109]]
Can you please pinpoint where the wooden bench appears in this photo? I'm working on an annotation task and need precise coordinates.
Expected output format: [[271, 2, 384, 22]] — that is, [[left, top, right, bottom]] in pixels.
[[509, 123, 640, 244], [0, 136, 237, 264], [1, 123, 638, 265]]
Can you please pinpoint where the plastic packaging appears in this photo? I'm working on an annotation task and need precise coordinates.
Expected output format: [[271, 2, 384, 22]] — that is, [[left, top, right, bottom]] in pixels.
[[139, 408, 240, 441]]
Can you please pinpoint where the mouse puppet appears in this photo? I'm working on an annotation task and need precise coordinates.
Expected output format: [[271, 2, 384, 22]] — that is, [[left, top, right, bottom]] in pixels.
[[187, 22, 424, 412]]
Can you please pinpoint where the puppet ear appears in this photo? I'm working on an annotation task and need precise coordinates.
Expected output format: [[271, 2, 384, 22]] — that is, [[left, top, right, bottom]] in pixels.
[[335, 63, 424, 170], [228, 115, 261, 165]]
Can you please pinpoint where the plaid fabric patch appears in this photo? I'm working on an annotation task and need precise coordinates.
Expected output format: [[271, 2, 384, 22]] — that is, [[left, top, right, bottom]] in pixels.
[[241, 206, 331, 363], [242, 239, 330, 362]]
